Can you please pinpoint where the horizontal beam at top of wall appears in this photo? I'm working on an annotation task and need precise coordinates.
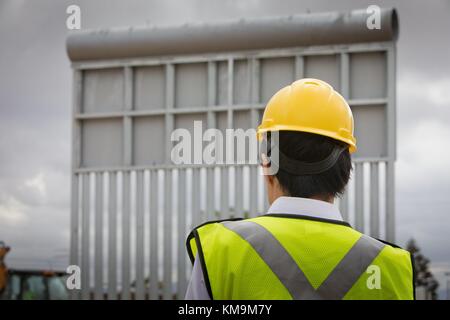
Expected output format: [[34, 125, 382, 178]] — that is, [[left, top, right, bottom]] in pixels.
[[67, 8, 398, 62], [71, 42, 394, 70], [73, 157, 389, 173]]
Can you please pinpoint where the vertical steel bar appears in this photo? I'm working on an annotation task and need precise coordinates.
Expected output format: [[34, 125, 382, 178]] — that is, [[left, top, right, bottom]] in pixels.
[[177, 169, 187, 298], [295, 55, 304, 79], [339, 52, 352, 221], [163, 63, 175, 300], [354, 162, 364, 232], [124, 66, 133, 110], [123, 117, 132, 165], [235, 166, 243, 217], [207, 61, 217, 221], [208, 61, 217, 107], [206, 168, 214, 220], [227, 58, 234, 108], [121, 65, 133, 300], [257, 167, 265, 213], [226, 58, 235, 218], [81, 174, 90, 300], [135, 170, 145, 299], [249, 58, 260, 217], [386, 161, 395, 242], [70, 70, 82, 300], [70, 173, 80, 298], [123, 67, 133, 166], [249, 166, 258, 218], [252, 58, 268, 214], [149, 170, 158, 299], [121, 171, 131, 300], [339, 188, 349, 221], [108, 172, 117, 299], [386, 45, 397, 242], [220, 167, 229, 219], [227, 58, 234, 150], [165, 63, 175, 160], [370, 162, 380, 238], [94, 172, 103, 300], [340, 52, 350, 98], [71, 70, 82, 169], [184, 170, 193, 284], [163, 169, 172, 299], [192, 168, 201, 228], [387, 46, 397, 162]]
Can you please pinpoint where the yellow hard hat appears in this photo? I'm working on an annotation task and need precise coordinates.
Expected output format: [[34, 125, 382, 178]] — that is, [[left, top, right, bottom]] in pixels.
[[257, 78, 357, 153]]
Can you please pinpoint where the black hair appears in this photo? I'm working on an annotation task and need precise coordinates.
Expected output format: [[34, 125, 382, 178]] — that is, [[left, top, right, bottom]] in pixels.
[[268, 131, 352, 199]]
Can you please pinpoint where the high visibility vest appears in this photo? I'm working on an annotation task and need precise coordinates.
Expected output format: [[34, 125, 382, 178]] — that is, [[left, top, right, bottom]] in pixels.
[[187, 215, 415, 300]]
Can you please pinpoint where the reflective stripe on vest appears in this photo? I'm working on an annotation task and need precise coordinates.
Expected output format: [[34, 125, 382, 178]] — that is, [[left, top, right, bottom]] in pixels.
[[222, 220, 386, 300]]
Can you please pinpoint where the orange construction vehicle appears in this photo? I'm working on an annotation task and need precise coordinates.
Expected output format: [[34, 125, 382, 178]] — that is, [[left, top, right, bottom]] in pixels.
[[0, 241, 68, 300], [0, 241, 10, 294]]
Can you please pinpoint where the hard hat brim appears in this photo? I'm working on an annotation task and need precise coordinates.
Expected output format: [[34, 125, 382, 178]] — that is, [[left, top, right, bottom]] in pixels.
[[257, 125, 357, 154]]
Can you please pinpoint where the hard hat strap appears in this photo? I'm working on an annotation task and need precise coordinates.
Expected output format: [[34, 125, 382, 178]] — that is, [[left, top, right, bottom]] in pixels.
[[270, 145, 346, 176]]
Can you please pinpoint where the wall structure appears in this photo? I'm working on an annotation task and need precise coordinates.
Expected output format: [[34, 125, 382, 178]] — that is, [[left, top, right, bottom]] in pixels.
[[67, 8, 398, 300]]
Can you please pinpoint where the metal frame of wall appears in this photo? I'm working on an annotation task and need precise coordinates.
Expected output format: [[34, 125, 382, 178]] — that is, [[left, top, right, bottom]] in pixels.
[[70, 41, 396, 300]]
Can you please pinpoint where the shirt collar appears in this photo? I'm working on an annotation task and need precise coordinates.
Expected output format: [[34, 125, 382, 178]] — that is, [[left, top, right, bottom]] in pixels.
[[267, 196, 343, 221]]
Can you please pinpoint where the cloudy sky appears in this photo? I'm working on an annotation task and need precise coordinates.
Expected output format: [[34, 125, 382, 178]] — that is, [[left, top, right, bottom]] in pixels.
[[0, 0, 449, 298]]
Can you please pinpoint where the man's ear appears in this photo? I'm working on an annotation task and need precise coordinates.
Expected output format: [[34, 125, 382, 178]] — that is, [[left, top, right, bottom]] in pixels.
[[260, 152, 272, 176]]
